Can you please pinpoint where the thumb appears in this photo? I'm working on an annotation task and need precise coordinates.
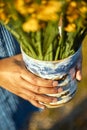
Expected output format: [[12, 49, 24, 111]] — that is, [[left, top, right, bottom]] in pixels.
[[76, 70, 82, 81], [76, 56, 82, 81]]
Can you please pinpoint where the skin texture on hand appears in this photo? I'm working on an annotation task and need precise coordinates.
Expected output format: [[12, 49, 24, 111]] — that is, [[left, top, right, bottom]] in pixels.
[[0, 54, 63, 109], [0, 54, 82, 109]]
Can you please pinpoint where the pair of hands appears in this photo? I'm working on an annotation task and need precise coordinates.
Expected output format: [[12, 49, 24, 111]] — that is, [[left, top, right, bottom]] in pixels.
[[0, 54, 82, 109]]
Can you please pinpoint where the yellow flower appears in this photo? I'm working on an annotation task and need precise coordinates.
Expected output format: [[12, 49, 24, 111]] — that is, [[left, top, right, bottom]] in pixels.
[[0, 12, 9, 24], [79, 6, 87, 13], [22, 18, 39, 32], [0, 12, 6, 21], [0, 2, 5, 7], [24, 0, 31, 3], [36, 1, 61, 21], [37, 12, 58, 21], [0, 5, 9, 24], [40, 1, 62, 15], [65, 23, 76, 32], [27, 3, 39, 14], [0, 8, 4, 13], [67, 14, 79, 23], [41, 0, 47, 5], [47, 2, 61, 13], [0, 2, 5, 21], [69, 1, 77, 7], [14, 0, 27, 15]]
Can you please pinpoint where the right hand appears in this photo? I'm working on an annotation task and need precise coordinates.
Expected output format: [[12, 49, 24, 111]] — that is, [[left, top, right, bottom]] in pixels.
[[0, 54, 62, 109], [75, 54, 82, 81]]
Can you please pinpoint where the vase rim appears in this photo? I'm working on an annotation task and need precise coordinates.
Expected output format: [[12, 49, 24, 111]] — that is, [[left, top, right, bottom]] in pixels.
[[21, 45, 82, 63]]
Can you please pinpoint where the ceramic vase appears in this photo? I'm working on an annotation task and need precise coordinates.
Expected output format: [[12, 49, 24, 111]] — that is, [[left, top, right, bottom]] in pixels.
[[21, 46, 81, 108]]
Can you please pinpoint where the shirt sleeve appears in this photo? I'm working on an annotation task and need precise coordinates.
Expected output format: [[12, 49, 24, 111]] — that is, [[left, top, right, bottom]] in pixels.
[[0, 24, 21, 59]]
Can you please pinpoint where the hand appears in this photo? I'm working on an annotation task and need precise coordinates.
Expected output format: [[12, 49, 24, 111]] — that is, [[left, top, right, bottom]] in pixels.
[[0, 54, 62, 109], [69, 54, 82, 83], [76, 54, 82, 81]]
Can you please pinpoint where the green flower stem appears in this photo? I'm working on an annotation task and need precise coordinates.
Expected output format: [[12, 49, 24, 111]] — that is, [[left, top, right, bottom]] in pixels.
[[36, 0, 41, 4], [44, 21, 58, 60], [55, 47, 60, 60], [3, 23, 37, 58], [35, 31, 43, 60], [44, 42, 53, 61], [55, 23, 66, 60], [19, 31, 38, 58]]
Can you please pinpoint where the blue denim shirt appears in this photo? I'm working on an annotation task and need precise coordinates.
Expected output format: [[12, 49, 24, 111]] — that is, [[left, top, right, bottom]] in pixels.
[[0, 24, 21, 59], [0, 24, 38, 130]]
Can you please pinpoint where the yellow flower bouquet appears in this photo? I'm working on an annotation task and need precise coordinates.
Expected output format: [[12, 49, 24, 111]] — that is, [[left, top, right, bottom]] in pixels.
[[0, 0, 87, 61]]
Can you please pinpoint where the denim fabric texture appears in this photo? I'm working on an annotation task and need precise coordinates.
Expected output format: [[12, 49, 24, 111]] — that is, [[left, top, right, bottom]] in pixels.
[[0, 24, 38, 130]]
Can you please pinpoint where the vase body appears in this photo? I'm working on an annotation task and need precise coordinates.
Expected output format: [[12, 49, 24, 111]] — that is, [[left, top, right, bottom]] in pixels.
[[21, 46, 81, 108]]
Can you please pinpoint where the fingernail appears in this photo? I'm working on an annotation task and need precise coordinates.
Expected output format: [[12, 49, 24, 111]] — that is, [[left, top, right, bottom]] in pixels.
[[58, 87, 63, 93], [53, 81, 58, 86], [52, 98, 58, 103]]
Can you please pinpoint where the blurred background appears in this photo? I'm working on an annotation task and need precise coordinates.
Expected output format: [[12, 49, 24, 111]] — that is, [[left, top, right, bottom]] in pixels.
[[23, 36, 87, 130]]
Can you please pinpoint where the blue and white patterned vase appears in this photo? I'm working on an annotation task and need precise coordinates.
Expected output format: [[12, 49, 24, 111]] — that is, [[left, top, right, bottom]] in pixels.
[[21, 46, 82, 108]]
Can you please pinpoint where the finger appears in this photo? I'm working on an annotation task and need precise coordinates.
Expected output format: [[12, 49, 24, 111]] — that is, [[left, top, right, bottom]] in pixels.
[[21, 87, 57, 104], [21, 70, 58, 87], [29, 99, 46, 109], [76, 70, 82, 81], [76, 57, 82, 81], [18, 93, 45, 109], [20, 77, 62, 94]]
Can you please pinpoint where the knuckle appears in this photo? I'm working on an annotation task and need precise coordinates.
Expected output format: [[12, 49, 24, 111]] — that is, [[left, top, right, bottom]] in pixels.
[[43, 96, 53, 103], [47, 98, 53, 103], [47, 88, 57, 94], [31, 94, 37, 100], [31, 76, 37, 83], [52, 88, 58, 93], [35, 86, 41, 93]]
